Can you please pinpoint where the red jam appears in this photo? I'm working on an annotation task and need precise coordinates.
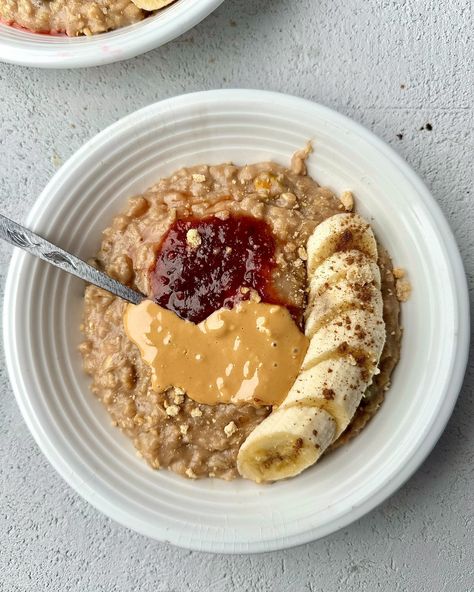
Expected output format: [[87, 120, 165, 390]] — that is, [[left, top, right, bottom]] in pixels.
[[150, 215, 295, 324]]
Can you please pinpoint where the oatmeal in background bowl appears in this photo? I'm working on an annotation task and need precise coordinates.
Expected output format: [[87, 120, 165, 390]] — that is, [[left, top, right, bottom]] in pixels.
[[79, 149, 405, 482], [0, 0, 175, 36]]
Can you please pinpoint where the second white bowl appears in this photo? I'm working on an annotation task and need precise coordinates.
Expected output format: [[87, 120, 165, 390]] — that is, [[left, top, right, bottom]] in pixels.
[[0, 0, 224, 68]]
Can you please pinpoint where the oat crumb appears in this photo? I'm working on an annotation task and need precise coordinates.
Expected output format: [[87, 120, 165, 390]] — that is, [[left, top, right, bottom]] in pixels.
[[396, 278, 412, 302], [166, 405, 180, 417], [249, 289, 262, 302], [191, 407, 203, 417], [290, 142, 313, 175], [214, 210, 230, 220], [340, 191, 354, 212], [224, 421, 238, 437], [347, 265, 372, 285], [393, 266, 405, 279], [186, 228, 202, 248], [192, 173, 206, 183], [297, 246, 308, 261]]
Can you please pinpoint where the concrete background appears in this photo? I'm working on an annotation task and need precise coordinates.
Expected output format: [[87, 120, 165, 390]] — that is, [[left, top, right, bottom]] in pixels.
[[1, 0, 473, 590]]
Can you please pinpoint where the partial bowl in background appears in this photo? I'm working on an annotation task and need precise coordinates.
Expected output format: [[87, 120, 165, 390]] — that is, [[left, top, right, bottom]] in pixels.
[[3, 90, 469, 553], [0, 0, 224, 68]]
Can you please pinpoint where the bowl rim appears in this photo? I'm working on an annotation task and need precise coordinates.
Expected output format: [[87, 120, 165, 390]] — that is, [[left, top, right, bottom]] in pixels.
[[3, 90, 470, 553], [0, 0, 224, 68]]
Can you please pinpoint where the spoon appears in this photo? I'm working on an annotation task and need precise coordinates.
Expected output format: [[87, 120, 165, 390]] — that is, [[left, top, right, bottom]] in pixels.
[[0, 213, 145, 304]]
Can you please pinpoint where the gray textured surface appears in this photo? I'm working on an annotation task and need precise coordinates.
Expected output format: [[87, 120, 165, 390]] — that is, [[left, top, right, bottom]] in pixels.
[[1, 0, 473, 589]]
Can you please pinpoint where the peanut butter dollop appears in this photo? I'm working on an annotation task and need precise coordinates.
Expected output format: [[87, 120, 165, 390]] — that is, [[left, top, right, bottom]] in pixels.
[[124, 300, 309, 406]]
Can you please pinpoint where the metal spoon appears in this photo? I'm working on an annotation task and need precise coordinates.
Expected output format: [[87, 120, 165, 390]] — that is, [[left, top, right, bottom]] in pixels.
[[0, 213, 145, 304]]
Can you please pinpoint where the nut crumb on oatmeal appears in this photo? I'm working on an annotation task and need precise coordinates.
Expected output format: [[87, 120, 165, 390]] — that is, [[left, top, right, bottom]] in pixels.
[[186, 228, 202, 248], [290, 141, 313, 176], [224, 421, 238, 437], [392, 266, 405, 279], [340, 191, 354, 212], [297, 246, 308, 260], [396, 278, 412, 302], [166, 405, 180, 417], [192, 173, 206, 182], [185, 468, 197, 479], [190, 407, 203, 418], [248, 289, 262, 302], [180, 424, 189, 435]]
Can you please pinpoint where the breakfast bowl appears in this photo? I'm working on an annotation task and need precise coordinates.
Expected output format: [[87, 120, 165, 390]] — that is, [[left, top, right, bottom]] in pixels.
[[0, 0, 224, 68], [3, 90, 469, 553]]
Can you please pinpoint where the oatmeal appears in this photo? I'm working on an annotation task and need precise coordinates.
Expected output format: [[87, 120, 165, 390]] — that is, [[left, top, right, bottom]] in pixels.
[[0, 0, 173, 36], [80, 159, 402, 479]]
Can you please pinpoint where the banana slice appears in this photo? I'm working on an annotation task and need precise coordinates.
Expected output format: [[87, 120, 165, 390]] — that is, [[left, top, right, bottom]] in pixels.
[[237, 406, 336, 483], [301, 308, 385, 371], [130, 0, 174, 11], [282, 357, 371, 437], [237, 212, 386, 483], [307, 213, 377, 275], [304, 277, 383, 339], [308, 250, 381, 300]]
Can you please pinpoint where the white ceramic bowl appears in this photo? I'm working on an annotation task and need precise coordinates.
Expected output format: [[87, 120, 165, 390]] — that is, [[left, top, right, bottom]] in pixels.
[[0, 0, 223, 68], [4, 90, 469, 553]]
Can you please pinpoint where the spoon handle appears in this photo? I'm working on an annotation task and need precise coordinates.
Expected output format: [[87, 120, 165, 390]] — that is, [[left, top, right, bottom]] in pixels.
[[0, 214, 144, 305]]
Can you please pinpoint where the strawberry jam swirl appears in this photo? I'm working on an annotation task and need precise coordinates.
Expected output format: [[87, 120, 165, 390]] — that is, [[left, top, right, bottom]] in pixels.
[[150, 215, 301, 324]]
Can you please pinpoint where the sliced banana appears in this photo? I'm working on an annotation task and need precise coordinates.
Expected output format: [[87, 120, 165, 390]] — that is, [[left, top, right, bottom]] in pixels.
[[130, 0, 174, 11], [304, 277, 383, 339], [237, 212, 386, 483], [301, 308, 385, 371], [282, 357, 370, 437], [237, 405, 336, 483], [308, 250, 381, 300], [306, 213, 377, 276]]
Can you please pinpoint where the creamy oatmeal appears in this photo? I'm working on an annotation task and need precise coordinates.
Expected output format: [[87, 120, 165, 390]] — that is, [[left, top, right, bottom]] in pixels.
[[79, 158, 402, 480], [0, 0, 172, 36]]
